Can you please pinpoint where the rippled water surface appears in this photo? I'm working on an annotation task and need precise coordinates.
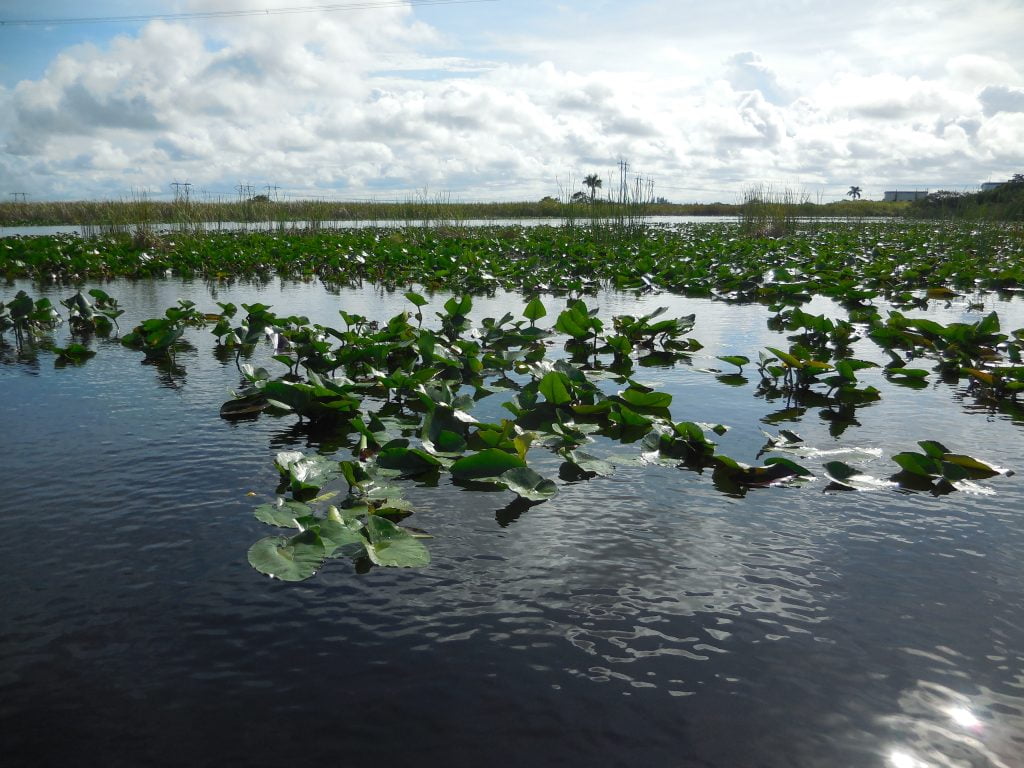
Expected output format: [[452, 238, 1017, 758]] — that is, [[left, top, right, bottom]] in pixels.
[[3, 277, 1024, 767]]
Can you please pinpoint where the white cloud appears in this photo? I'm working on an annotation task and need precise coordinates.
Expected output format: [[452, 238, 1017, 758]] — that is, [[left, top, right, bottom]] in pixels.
[[1, 0, 1023, 202]]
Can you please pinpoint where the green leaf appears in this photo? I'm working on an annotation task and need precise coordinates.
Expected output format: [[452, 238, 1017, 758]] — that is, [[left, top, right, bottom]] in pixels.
[[619, 386, 672, 409], [450, 448, 527, 479], [254, 500, 312, 528], [538, 370, 572, 405], [363, 516, 430, 568], [609, 404, 652, 428], [566, 450, 615, 477], [885, 368, 929, 378], [247, 530, 326, 581], [892, 451, 942, 477], [822, 460, 858, 482], [288, 455, 339, 493], [554, 310, 589, 339], [763, 457, 813, 477], [765, 346, 802, 368], [523, 297, 547, 323], [315, 518, 365, 558], [717, 355, 749, 369], [434, 429, 468, 455], [404, 290, 428, 308], [376, 446, 442, 473], [499, 467, 558, 501], [917, 440, 950, 459], [822, 461, 894, 490], [941, 454, 1003, 479]]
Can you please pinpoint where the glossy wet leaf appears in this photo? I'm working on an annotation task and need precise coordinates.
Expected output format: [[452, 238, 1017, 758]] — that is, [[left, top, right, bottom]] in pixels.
[[450, 449, 527, 480], [609, 404, 652, 428], [538, 370, 572, 405], [363, 515, 430, 568], [499, 467, 558, 501], [247, 529, 326, 581], [822, 461, 895, 491], [892, 452, 942, 477], [941, 454, 1006, 479], [288, 455, 339, 493], [565, 450, 615, 477], [917, 440, 950, 459], [619, 386, 672, 409], [376, 446, 442, 473], [254, 500, 312, 528], [523, 297, 547, 324], [885, 368, 929, 379], [316, 518, 366, 558], [717, 355, 749, 370], [404, 290, 428, 308]]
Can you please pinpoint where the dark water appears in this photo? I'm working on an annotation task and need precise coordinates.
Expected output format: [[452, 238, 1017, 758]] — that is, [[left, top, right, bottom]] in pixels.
[[3, 278, 1024, 767]]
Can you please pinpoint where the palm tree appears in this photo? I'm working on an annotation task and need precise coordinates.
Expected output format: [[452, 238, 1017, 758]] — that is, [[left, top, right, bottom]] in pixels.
[[847, 185, 862, 200], [583, 174, 602, 202]]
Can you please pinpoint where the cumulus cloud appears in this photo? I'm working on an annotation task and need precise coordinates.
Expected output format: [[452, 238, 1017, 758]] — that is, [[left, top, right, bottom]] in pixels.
[[724, 52, 793, 106], [1, 0, 1023, 201], [979, 86, 1024, 116]]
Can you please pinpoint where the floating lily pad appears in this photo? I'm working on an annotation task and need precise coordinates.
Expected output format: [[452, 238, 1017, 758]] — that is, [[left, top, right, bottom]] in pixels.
[[253, 499, 312, 528], [499, 467, 558, 501], [247, 529, 326, 581], [363, 515, 431, 568], [450, 449, 527, 480]]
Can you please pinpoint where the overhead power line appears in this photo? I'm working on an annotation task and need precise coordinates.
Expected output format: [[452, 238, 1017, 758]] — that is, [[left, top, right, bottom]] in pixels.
[[0, 0, 497, 27]]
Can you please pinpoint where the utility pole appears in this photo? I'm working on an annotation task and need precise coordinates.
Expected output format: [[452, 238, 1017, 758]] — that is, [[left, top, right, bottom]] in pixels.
[[10, 192, 28, 203], [265, 184, 280, 201], [170, 181, 192, 203]]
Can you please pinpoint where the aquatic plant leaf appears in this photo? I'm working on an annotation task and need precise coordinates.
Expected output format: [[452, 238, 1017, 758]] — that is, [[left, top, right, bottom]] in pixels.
[[523, 297, 547, 324], [450, 449, 527, 480], [53, 343, 95, 363], [886, 368, 929, 379], [941, 454, 1006, 479], [289, 455, 340, 493], [609, 404, 652, 428], [220, 392, 268, 418], [538, 371, 572, 405], [363, 516, 430, 568], [404, 291, 428, 308], [763, 457, 813, 477], [822, 461, 895, 490], [274, 451, 305, 475], [434, 429, 468, 455], [892, 452, 942, 477], [247, 530, 325, 581], [254, 500, 312, 528], [565, 450, 615, 477], [315, 518, 365, 558], [917, 440, 950, 459], [499, 467, 558, 501], [619, 386, 672, 409], [765, 346, 802, 368], [376, 447, 442, 473], [554, 310, 589, 340], [717, 355, 750, 370], [713, 455, 810, 486]]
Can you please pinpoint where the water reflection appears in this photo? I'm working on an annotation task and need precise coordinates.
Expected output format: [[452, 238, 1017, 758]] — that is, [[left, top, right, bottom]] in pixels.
[[4, 277, 1024, 766], [884, 681, 1018, 767]]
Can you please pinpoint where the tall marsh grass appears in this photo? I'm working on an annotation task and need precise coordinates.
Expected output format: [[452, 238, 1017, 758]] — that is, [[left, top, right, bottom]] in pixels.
[[738, 184, 810, 237]]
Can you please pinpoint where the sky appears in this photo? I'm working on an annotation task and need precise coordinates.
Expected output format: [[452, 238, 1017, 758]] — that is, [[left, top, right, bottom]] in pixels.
[[0, 0, 1022, 203]]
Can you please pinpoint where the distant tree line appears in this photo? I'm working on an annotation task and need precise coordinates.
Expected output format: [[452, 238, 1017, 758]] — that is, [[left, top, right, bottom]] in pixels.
[[909, 174, 1024, 220]]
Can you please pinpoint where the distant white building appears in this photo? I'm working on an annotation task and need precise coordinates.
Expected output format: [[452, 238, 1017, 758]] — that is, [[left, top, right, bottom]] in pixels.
[[980, 182, 1005, 192], [883, 190, 929, 202]]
